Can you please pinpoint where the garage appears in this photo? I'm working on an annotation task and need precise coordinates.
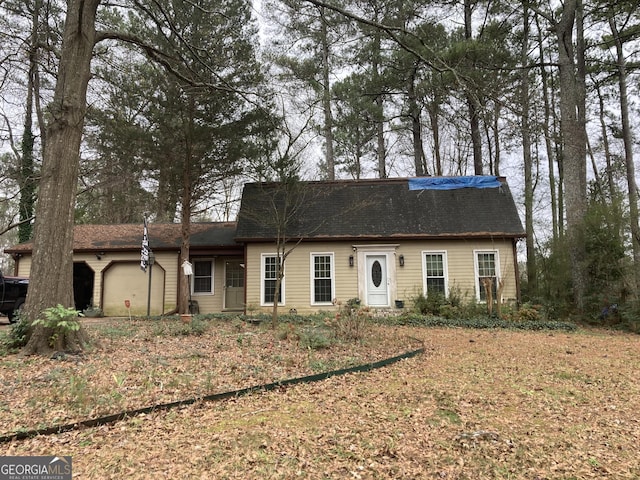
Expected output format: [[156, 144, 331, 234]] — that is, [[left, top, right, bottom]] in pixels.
[[102, 262, 165, 316]]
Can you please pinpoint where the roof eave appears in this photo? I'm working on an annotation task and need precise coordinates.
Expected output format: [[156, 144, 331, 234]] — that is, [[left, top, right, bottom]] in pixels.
[[236, 232, 526, 243]]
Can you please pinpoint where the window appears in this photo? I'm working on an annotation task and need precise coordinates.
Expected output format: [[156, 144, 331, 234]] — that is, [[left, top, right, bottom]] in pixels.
[[262, 255, 283, 305], [475, 251, 498, 302], [423, 252, 447, 296], [312, 253, 334, 304], [193, 260, 213, 294]]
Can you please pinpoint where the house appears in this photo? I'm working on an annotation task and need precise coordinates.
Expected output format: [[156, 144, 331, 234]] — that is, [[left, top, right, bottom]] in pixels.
[[4, 176, 525, 316], [5, 223, 243, 316]]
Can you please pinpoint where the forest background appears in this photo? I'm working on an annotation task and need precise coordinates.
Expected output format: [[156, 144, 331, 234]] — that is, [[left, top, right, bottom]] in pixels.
[[0, 0, 639, 337]]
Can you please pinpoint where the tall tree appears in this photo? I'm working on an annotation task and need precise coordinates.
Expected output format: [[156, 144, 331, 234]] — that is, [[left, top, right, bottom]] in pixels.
[[119, 0, 278, 314], [264, 0, 349, 180], [22, 0, 277, 352], [601, 2, 640, 294], [23, 0, 100, 354], [545, 0, 588, 310], [519, 5, 537, 296], [332, 73, 377, 178], [463, 0, 483, 175]]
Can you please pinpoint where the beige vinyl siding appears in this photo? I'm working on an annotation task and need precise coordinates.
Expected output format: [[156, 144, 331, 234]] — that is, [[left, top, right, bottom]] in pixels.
[[103, 262, 165, 315], [245, 242, 359, 314], [16, 257, 32, 277], [395, 239, 519, 305], [91, 252, 178, 315], [247, 238, 518, 314], [15, 252, 181, 316], [189, 257, 228, 313], [15, 252, 238, 316]]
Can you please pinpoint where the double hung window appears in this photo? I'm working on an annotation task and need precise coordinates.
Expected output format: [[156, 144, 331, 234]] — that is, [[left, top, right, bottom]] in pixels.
[[475, 251, 498, 302], [423, 252, 447, 296], [262, 255, 282, 305], [312, 254, 334, 304]]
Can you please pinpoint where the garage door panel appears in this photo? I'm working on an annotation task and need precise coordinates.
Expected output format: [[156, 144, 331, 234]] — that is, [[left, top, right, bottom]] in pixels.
[[103, 263, 165, 316]]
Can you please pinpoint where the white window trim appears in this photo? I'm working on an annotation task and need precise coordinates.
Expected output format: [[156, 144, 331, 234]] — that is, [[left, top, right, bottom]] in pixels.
[[422, 250, 448, 297], [310, 252, 335, 305], [261, 253, 284, 306], [473, 250, 500, 303], [191, 258, 214, 296]]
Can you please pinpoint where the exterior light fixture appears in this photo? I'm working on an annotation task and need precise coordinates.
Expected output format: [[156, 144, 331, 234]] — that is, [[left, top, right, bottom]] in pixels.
[[349, 255, 354, 267], [399, 254, 405, 267]]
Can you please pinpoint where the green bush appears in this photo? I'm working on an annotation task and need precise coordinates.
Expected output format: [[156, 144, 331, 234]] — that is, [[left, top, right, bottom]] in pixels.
[[299, 327, 332, 350], [616, 301, 640, 333], [413, 292, 447, 315], [32, 304, 82, 348], [1, 316, 30, 352], [189, 316, 210, 336], [411, 286, 471, 318], [378, 312, 576, 332]]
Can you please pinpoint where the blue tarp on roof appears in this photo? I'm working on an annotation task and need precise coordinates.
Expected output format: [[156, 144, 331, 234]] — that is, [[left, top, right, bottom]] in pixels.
[[408, 176, 502, 191]]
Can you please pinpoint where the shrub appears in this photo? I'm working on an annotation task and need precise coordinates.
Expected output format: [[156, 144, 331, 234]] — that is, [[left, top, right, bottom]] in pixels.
[[411, 286, 467, 317], [616, 301, 640, 333], [32, 304, 83, 348], [276, 322, 299, 341], [189, 316, 209, 336], [514, 303, 542, 322], [328, 300, 372, 342], [378, 314, 577, 332], [2, 315, 30, 352], [299, 327, 332, 350], [413, 292, 445, 315]]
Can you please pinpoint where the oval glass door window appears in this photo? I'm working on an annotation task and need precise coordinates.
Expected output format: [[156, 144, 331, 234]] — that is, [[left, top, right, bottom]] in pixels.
[[371, 261, 382, 287]]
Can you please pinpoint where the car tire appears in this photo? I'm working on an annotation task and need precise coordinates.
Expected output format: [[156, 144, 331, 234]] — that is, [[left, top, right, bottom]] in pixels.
[[8, 299, 24, 324]]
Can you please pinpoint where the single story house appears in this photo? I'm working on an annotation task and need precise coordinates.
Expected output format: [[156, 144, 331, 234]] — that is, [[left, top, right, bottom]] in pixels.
[[5, 176, 525, 316]]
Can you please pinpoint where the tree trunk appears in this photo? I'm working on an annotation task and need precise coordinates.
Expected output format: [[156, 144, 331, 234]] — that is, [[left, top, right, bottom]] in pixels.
[[408, 64, 426, 176], [555, 0, 587, 311], [594, 82, 615, 199], [271, 243, 285, 329], [464, 0, 483, 176], [371, 28, 386, 179], [179, 98, 195, 315], [492, 103, 501, 177], [427, 99, 442, 176], [18, 3, 40, 243], [320, 7, 335, 181], [520, 5, 537, 297], [609, 16, 640, 294], [535, 8, 561, 241], [23, 0, 101, 355]]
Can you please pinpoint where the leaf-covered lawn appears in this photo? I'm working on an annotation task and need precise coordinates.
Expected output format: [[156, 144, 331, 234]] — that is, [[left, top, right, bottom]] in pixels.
[[2, 318, 639, 479]]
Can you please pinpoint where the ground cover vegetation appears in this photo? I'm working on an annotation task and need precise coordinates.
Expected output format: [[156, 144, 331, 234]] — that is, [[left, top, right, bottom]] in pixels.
[[2, 1, 640, 347], [1, 309, 638, 479]]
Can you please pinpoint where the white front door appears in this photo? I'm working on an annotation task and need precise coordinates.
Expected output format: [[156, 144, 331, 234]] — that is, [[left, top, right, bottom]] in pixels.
[[366, 255, 388, 306]]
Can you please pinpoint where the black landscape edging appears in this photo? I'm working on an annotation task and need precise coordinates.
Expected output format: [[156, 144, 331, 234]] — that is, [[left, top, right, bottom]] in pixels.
[[1, 347, 424, 444]]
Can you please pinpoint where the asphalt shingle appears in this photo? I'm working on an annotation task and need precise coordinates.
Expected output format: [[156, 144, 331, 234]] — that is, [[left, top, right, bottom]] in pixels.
[[236, 177, 525, 241]]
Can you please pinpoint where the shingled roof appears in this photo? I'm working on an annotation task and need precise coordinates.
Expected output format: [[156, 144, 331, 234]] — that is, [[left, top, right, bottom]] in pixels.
[[5, 222, 240, 254], [235, 177, 525, 241]]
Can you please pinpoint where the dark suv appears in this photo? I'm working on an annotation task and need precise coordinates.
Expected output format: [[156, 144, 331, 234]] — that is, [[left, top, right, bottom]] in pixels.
[[0, 271, 28, 323]]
